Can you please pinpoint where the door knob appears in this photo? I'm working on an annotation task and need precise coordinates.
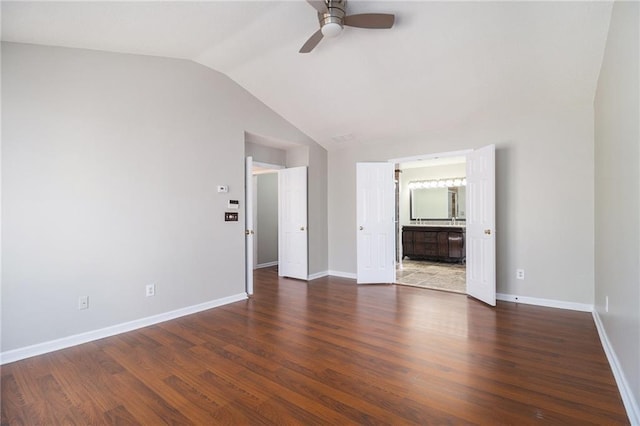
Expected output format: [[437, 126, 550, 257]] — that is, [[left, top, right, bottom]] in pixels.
[[484, 229, 491, 235], [359, 226, 364, 231]]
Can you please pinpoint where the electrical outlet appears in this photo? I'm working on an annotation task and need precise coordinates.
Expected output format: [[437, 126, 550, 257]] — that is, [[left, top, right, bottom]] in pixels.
[[516, 269, 525, 280], [146, 284, 155, 297], [605, 296, 609, 313], [78, 296, 89, 310]]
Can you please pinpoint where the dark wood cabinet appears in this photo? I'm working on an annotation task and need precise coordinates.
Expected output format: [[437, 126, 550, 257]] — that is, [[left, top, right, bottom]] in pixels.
[[402, 226, 465, 263]]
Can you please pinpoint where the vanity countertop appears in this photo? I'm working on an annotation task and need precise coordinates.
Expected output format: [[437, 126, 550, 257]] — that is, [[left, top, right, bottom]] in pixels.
[[404, 224, 466, 229]]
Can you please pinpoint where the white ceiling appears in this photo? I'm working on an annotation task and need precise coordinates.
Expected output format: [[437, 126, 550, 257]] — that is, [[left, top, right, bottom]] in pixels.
[[1, 1, 613, 151]]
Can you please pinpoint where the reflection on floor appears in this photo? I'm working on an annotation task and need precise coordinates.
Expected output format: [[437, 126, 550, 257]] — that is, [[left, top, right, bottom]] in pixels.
[[396, 259, 466, 294]]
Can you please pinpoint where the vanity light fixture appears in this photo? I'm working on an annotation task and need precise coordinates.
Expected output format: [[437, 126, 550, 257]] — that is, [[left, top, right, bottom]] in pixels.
[[408, 178, 466, 190]]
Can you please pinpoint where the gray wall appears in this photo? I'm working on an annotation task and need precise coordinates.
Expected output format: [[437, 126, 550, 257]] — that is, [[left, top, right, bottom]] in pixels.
[[256, 173, 278, 266], [245, 141, 286, 166], [1, 42, 327, 352], [594, 0, 640, 414], [328, 103, 595, 304]]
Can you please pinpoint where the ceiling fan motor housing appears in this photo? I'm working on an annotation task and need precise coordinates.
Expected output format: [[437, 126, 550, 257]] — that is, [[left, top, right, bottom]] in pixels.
[[318, 0, 346, 37], [300, 0, 393, 53]]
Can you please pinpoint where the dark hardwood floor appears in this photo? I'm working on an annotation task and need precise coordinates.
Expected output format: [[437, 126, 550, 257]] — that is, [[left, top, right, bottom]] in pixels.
[[1, 267, 629, 424]]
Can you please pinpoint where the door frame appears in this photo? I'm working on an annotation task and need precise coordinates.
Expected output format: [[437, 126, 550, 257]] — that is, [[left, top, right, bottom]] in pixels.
[[355, 149, 477, 285], [246, 159, 284, 296], [390, 148, 473, 268], [252, 161, 284, 270], [389, 147, 496, 305], [245, 156, 254, 296]]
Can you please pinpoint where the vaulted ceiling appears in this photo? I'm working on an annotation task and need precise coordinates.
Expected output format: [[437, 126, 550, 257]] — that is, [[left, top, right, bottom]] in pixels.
[[1, 1, 613, 150]]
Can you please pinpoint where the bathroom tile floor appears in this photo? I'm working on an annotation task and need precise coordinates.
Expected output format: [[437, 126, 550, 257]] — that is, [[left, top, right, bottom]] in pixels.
[[396, 259, 466, 294]]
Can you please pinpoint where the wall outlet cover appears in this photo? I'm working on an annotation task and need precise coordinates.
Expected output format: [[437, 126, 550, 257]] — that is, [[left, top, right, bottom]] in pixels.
[[78, 296, 89, 310], [146, 284, 155, 297]]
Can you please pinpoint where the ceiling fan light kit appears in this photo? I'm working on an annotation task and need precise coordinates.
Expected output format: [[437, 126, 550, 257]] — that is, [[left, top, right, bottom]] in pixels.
[[320, 0, 345, 37], [299, 0, 395, 53], [321, 22, 343, 38]]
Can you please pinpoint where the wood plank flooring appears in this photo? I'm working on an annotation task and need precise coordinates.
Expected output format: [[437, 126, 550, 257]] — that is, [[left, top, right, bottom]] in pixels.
[[1, 267, 629, 424]]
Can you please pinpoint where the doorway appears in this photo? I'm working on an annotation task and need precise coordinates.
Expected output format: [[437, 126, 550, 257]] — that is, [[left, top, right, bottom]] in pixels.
[[252, 162, 283, 270], [358, 145, 495, 305], [246, 160, 309, 282], [395, 155, 467, 294]]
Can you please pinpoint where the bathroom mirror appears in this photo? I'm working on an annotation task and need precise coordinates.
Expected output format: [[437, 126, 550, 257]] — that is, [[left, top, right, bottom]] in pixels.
[[410, 186, 466, 220]]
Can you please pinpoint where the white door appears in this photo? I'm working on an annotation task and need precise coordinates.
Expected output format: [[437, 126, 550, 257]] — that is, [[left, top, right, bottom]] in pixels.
[[278, 166, 308, 280], [356, 162, 396, 284], [466, 144, 496, 306], [245, 156, 254, 296]]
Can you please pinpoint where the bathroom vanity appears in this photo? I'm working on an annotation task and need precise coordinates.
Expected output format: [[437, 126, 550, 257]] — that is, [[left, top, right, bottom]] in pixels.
[[402, 225, 465, 263]]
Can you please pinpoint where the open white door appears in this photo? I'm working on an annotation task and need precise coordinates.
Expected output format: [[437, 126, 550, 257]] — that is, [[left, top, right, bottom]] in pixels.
[[245, 156, 254, 296], [278, 166, 308, 280], [356, 162, 396, 284], [466, 144, 496, 306]]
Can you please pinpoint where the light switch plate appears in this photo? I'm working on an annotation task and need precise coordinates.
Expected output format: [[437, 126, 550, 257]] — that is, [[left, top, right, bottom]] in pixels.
[[225, 212, 238, 221]]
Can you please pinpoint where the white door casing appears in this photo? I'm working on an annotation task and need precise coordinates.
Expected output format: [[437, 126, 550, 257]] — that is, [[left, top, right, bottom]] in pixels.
[[252, 175, 258, 269], [278, 166, 308, 280], [356, 162, 396, 284], [245, 156, 254, 296], [465, 144, 496, 306]]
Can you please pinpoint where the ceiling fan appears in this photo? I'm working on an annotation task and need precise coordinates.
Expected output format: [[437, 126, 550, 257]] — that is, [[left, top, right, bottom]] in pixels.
[[299, 0, 395, 53]]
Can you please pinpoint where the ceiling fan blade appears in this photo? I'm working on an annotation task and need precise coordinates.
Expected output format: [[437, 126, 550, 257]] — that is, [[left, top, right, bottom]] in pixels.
[[299, 29, 324, 53], [343, 13, 395, 29], [306, 0, 327, 13]]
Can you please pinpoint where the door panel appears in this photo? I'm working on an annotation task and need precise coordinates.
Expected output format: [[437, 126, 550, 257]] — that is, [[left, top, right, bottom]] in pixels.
[[278, 166, 308, 280], [466, 144, 496, 306], [357, 162, 395, 284]]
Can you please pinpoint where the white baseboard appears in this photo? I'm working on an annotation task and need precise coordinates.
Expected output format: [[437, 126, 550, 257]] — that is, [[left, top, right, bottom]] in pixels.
[[328, 270, 357, 280], [0, 292, 248, 365], [255, 261, 278, 269], [308, 270, 329, 280], [592, 311, 640, 425], [496, 293, 593, 312]]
